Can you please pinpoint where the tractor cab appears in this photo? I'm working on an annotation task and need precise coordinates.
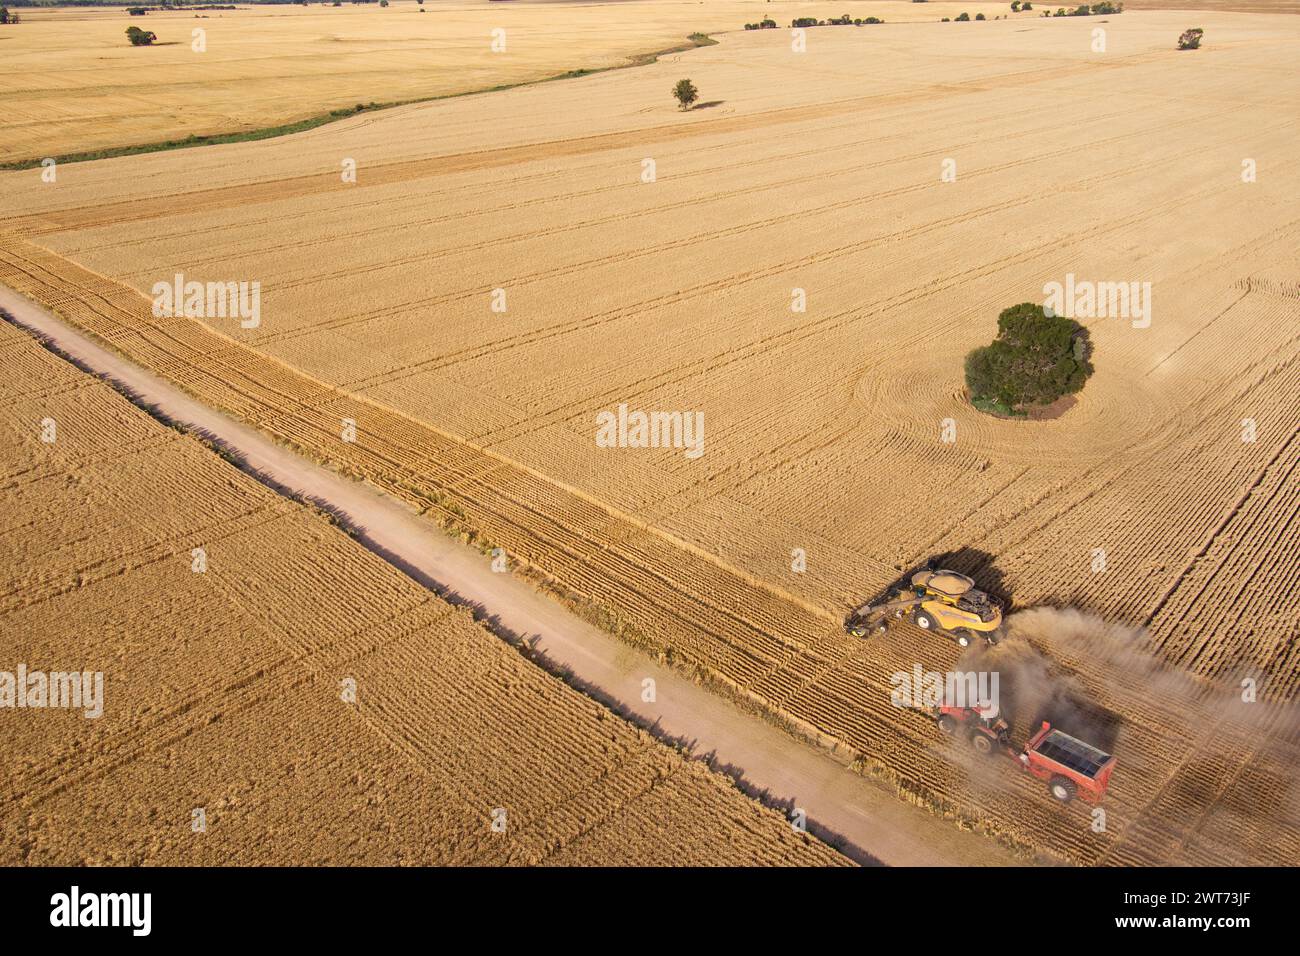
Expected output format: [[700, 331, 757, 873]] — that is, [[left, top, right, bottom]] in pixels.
[[936, 704, 1011, 754]]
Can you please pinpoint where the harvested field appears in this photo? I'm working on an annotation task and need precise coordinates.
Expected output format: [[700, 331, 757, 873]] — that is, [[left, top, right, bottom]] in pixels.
[[2, 7, 1297, 865], [0, 0, 1012, 165], [0, 319, 845, 865]]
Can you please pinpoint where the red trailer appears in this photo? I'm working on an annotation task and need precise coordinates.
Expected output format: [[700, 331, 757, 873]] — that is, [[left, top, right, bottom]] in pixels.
[[935, 707, 1116, 804], [1018, 721, 1116, 805]]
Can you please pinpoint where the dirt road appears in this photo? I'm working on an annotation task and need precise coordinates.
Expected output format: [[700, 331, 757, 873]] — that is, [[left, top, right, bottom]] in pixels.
[[0, 283, 1020, 867]]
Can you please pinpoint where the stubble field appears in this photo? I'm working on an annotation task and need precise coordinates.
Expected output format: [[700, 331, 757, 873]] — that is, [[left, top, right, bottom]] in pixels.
[[2, 7, 1297, 864], [0, 318, 845, 865], [1, 0, 1020, 165]]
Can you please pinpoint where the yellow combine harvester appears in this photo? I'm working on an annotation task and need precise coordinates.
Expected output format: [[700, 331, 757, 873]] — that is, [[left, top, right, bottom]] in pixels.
[[844, 569, 1003, 647]]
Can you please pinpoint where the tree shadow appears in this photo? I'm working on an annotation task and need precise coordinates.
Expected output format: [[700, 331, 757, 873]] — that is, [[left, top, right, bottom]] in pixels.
[[692, 100, 726, 110]]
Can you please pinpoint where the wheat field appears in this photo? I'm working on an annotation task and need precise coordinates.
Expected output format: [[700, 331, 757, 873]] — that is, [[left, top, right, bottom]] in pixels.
[[0, 318, 846, 865], [1, 0, 1024, 164], [2, 6, 1297, 865]]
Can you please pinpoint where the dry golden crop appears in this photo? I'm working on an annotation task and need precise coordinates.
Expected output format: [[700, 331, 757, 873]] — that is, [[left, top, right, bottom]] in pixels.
[[2, 8, 1297, 865], [0, 320, 845, 865], [0, 0, 1007, 165]]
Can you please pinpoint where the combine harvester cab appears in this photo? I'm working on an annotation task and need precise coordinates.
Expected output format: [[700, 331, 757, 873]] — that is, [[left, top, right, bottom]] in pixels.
[[1018, 721, 1116, 805], [845, 568, 1003, 647]]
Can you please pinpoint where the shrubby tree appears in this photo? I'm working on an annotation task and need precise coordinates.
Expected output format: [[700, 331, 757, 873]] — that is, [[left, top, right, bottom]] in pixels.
[[965, 303, 1092, 411], [956, 11, 970, 20], [1178, 27, 1203, 49], [125, 25, 157, 45]]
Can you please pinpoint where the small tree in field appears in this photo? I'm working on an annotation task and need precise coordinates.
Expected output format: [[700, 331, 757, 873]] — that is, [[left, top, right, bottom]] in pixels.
[[126, 26, 157, 45], [673, 78, 699, 111], [1178, 28, 1203, 49]]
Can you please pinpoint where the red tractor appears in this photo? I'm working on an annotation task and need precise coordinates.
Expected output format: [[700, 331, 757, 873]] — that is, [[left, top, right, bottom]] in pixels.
[[936, 706, 1116, 804]]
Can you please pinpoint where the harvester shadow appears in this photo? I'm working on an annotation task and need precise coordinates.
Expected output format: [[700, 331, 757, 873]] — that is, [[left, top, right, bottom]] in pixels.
[[863, 547, 1013, 613]]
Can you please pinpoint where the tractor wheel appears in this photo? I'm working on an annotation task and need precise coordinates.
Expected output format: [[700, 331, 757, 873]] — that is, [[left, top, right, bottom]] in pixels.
[[936, 714, 958, 736], [1048, 776, 1077, 803], [985, 629, 1001, 646], [849, 626, 868, 638], [953, 629, 971, 648], [970, 732, 995, 756], [914, 610, 936, 631]]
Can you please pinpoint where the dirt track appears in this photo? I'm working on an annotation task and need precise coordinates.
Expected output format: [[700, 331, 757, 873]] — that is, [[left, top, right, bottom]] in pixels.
[[0, 284, 1020, 867]]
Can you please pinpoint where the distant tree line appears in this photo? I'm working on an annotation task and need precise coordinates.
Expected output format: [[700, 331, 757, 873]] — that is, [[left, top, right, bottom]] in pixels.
[[1042, 3, 1123, 15], [790, 15, 884, 27], [948, 2, 1117, 18]]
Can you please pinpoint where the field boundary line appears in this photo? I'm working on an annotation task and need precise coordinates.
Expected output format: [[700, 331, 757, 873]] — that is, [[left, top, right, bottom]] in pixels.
[[0, 33, 724, 173]]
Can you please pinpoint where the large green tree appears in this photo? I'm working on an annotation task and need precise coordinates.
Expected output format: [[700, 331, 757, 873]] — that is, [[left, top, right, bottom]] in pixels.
[[965, 302, 1092, 410]]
